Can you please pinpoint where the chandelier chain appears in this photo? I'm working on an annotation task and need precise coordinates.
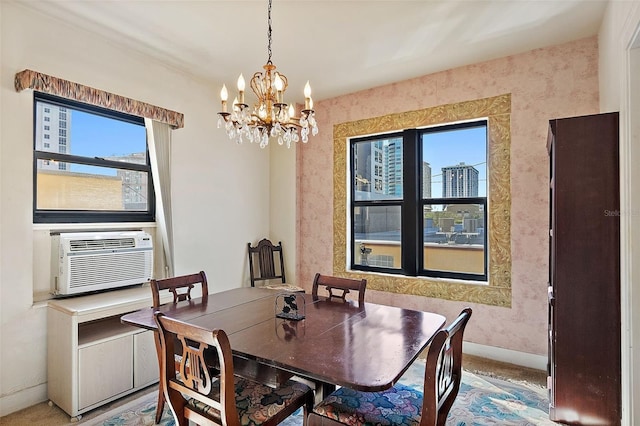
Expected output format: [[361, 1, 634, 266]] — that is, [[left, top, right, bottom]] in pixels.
[[267, 0, 273, 65]]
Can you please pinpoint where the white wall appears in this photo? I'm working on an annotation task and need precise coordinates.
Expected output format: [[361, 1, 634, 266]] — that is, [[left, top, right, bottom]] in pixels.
[[0, 2, 271, 415], [598, 2, 640, 424], [269, 143, 297, 284]]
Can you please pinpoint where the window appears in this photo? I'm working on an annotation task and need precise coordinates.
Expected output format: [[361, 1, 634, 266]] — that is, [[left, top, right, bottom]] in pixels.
[[33, 92, 155, 223], [351, 121, 487, 281], [334, 94, 511, 306]]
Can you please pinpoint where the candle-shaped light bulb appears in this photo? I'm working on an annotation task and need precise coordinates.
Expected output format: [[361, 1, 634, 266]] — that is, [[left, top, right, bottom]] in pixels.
[[304, 81, 312, 98], [274, 73, 283, 91], [274, 73, 284, 103], [304, 81, 312, 109], [288, 104, 295, 118], [233, 96, 239, 111], [220, 84, 228, 112], [237, 74, 245, 104]]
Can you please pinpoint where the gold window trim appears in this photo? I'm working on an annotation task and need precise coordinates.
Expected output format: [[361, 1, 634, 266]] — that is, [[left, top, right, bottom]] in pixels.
[[333, 94, 511, 307]]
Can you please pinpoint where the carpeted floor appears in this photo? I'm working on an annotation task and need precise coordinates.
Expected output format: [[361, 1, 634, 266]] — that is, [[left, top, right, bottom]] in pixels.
[[0, 355, 550, 425]]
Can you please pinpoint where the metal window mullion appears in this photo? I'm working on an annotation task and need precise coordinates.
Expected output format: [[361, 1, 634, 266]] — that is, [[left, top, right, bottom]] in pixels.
[[402, 129, 419, 276], [34, 151, 150, 172]]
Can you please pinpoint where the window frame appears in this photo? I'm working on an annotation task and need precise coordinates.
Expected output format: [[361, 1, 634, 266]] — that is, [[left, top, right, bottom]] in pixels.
[[333, 94, 511, 307], [32, 91, 155, 224], [349, 121, 488, 282]]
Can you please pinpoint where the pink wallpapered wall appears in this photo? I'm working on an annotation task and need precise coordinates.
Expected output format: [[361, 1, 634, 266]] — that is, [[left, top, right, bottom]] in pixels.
[[296, 37, 599, 356]]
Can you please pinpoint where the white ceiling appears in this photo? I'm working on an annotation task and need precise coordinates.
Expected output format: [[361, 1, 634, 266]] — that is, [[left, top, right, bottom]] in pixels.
[[17, 0, 609, 104]]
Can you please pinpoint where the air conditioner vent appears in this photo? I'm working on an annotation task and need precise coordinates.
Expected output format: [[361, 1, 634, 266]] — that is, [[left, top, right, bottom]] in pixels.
[[69, 238, 136, 251]]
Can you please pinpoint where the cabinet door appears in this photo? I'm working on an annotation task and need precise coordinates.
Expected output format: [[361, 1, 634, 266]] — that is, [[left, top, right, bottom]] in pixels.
[[134, 330, 158, 388], [78, 335, 133, 410]]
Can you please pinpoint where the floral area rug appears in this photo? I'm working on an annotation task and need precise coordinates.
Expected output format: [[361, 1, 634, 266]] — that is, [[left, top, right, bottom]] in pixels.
[[93, 360, 555, 425]]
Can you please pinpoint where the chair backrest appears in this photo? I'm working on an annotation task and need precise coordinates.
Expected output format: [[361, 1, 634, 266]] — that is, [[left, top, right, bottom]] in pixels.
[[154, 311, 240, 426], [150, 271, 209, 308], [248, 239, 285, 287], [421, 307, 472, 426], [312, 273, 367, 305]]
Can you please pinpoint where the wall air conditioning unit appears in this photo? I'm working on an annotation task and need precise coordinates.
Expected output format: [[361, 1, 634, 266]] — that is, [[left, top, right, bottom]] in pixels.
[[51, 231, 154, 296]]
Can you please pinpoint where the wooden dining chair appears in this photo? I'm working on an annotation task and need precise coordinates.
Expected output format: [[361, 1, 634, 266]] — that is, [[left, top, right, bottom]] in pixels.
[[149, 271, 209, 423], [308, 307, 472, 426], [311, 273, 367, 305], [150, 270, 209, 308], [154, 311, 314, 426], [248, 238, 304, 292]]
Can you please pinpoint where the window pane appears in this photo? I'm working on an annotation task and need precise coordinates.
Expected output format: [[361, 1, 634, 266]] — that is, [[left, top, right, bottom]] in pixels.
[[423, 204, 484, 274], [35, 100, 147, 165], [36, 164, 149, 211], [353, 137, 403, 201], [422, 125, 486, 199], [353, 205, 401, 269]]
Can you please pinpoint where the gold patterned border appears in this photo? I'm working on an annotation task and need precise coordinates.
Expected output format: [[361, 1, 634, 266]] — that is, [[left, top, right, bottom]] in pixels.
[[15, 69, 184, 129], [333, 94, 512, 307]]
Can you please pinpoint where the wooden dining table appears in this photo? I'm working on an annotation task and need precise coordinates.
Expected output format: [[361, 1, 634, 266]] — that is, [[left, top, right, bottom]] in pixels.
[[121, 286, 446, 411]]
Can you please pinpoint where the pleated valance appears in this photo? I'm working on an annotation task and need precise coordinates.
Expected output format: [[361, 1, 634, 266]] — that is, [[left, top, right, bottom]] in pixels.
[[14, 69, 184, 129]]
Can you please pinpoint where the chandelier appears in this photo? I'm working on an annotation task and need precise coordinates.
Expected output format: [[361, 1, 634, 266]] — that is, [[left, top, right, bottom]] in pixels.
[[217, 0, 318, 148]]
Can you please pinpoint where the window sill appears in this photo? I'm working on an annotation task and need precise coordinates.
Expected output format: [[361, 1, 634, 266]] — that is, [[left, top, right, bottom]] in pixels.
[[33, 222, 157, 232], [341, 269, 510, 307]]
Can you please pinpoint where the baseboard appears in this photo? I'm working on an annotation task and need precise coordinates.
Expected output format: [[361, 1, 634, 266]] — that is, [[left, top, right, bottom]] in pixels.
[[0, 383, 47, 417], [463, 342, 547, 371]]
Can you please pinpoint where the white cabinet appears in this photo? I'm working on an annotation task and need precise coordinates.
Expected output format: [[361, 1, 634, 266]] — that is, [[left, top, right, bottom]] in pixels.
[[47, 286, 163, 419], [133, 329, 158, 388]]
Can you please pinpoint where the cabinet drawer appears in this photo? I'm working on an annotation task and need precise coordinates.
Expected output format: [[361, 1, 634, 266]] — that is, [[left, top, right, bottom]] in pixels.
[[78, 335, 133, 409]]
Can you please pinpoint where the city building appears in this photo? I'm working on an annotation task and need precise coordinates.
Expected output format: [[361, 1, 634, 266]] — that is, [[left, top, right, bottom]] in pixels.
[[107, 153, 149, 210], [422, 161, 432, 199], [35, 103, 70, 171], [383, 139, 402, 197], [442, 162, 479, 197]]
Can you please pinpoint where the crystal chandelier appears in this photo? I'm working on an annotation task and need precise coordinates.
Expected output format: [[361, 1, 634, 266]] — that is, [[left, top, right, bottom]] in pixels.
[[217, 0, 318, 148]]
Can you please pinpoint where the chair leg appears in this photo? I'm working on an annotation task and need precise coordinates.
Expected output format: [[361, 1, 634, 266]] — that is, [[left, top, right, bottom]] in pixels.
[[153, 331, 166, 424], [303, 390, 314, 426], [155, 390, 165, 424]]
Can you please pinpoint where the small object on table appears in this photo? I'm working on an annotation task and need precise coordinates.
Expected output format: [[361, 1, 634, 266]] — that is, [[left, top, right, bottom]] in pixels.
[[275, 292, 306, 320]]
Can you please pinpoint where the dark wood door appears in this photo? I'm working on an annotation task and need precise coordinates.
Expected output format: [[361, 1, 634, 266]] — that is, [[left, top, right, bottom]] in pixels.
[[548, 112, 621, 425]]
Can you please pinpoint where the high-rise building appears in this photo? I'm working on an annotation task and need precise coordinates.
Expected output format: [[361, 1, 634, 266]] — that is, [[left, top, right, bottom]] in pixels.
[[35, 103, 70, 171], [107, 153, 149, 210], [384, 139, 402, 197], [353, 140, 386, 198], [442, 162, 479, 197], [422, 161, 432, 198]]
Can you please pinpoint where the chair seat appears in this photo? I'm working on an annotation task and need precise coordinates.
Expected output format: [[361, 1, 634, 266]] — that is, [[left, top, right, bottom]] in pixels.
[[263, 283, 305, 292], [188, 376, 312, 426], [312, 383, 423, 426]]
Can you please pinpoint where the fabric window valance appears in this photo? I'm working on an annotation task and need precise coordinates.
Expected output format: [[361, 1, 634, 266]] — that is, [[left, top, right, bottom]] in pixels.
[[15, 69, 184, 129]]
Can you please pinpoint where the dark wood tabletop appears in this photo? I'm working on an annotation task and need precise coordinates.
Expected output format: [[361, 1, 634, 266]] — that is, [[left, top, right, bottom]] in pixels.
[[121, 287, 446, 392]]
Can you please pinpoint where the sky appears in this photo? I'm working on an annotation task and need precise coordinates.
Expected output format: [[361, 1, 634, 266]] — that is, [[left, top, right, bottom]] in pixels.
[[68, 109, 146, 175], [422, 124, 487, 198]]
